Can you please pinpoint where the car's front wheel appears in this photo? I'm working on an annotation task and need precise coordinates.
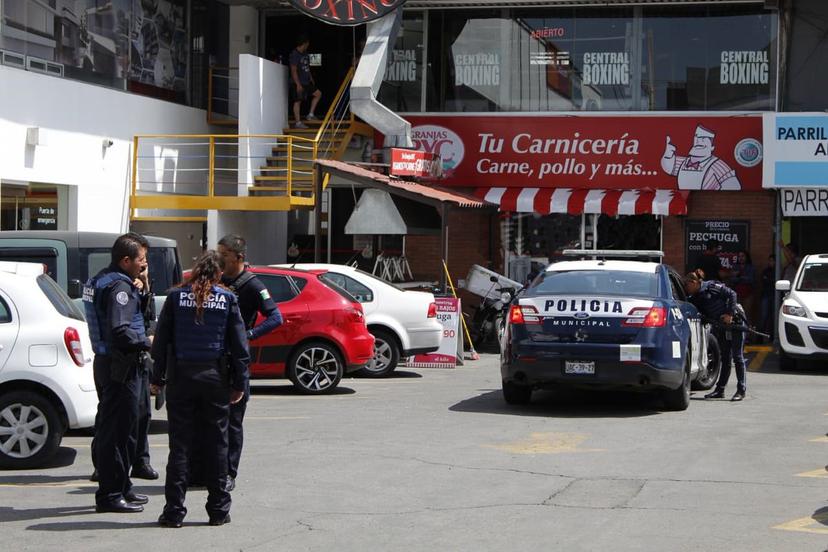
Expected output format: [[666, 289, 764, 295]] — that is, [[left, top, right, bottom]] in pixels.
[[502, 380, 532, 405], [287, 342, 344, 394], [360, 329, 399, 378], [0, 390, 63, 469]]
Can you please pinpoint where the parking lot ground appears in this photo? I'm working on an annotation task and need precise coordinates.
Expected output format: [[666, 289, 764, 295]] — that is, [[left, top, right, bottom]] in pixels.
[[2, 354, 828, 551]]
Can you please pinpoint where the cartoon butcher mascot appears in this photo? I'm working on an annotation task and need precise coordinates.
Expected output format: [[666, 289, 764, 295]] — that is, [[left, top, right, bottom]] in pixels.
[[661, 125, 741, 190]]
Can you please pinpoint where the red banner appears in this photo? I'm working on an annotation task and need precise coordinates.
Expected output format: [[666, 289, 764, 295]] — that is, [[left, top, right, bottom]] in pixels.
[[405, 115, 764, 191]]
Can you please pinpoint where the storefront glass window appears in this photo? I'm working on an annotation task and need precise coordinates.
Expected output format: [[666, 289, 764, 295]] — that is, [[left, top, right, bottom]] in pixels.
[[378, 12, 425, 112], [642, 5, 776, 111], [418, 5, 776, 113]]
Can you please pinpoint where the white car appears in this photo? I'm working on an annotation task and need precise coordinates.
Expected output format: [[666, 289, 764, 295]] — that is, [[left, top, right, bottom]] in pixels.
[[0, 262, 96, 469], [277, 264, 442, 376], [776, 254, 828, 369]]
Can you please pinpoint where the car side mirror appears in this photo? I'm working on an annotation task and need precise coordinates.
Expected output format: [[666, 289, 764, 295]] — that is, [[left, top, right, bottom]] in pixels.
[[775, 280, 791, 292], [68, 279, 83, 299]]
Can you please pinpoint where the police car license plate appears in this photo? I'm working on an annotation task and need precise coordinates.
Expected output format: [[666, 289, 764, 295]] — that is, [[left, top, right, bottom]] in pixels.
[[565, 361, 595, 375]]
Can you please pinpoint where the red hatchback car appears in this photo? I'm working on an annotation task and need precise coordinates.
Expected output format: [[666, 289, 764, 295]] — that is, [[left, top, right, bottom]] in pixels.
[[183, 266, 375, 393], [245, 266, 375, 393]]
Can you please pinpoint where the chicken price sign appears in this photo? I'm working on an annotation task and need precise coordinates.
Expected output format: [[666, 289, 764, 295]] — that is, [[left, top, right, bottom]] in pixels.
[[407, 297, 462, 369]]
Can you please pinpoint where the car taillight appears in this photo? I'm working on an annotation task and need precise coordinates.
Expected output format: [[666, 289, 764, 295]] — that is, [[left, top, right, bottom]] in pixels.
[[623, 307, 667, 328], [64, 327, 85, 367], [346, 305, 365, 324], [427, 302, 437, 318], [509, 305, 540, 325]]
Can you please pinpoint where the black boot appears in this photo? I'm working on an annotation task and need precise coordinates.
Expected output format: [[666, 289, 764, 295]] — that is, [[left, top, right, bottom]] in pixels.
[[704, 388, 725, 399]]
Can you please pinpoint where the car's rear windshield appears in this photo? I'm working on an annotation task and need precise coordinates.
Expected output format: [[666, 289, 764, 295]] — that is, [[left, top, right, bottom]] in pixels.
[[797, 263, 828, 292], [318, 276, 358, 303], [37, 274, 84, 321], [529, 269, 659, 298]]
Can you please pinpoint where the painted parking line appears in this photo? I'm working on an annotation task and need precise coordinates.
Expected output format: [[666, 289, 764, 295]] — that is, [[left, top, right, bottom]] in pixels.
[[809, 436, 828, 443], [0, 481, 97, 488], [773, 512, 828, 534], [484, 432, 604, 455], [60, 443, 168, 448], [745, 345, 772, 372], [795, 468, 828, 478]]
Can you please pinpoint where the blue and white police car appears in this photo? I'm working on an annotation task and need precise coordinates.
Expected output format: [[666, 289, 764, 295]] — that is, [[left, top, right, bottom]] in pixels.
[[501, 250, 719, 411]]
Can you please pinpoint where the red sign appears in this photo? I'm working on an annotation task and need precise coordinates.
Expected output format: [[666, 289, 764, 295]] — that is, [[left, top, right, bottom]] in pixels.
[[290, 0, 406, 26], [406, 297, 461, 369], [390, 148, 442, 178], [405, 115, 764, 191]]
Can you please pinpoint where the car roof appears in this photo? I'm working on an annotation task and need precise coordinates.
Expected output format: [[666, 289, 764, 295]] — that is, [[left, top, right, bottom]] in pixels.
[[545, 260, 660, 273], [803, 254, 828, 264], [0, 261, 45, 277], [274, 263, 357, 272], [247, 265, 317, 276], [0, 231, 176, 248]]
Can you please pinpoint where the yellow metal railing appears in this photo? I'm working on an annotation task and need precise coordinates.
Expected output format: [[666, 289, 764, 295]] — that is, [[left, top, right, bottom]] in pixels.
[[130, 68, 371, 219], [130, 133, 317, 219]]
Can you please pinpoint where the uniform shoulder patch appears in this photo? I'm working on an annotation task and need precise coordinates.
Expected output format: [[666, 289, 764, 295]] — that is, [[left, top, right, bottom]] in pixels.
[[260, 288, 271, 301], [115, 291, 130, 305]]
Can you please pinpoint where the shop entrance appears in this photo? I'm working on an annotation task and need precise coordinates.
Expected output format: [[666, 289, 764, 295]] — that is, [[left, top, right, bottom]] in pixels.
[[787, 217, 828, 256], [264, 12, 365, 117]]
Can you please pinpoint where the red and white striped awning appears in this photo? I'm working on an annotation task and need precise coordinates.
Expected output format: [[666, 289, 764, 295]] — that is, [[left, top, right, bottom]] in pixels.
[[475, 188, 687, 216]]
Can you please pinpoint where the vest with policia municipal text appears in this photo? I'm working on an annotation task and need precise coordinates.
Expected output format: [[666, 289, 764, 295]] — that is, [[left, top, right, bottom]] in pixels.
[[170, 285, 236, 362], [82, 269, 146, 355]]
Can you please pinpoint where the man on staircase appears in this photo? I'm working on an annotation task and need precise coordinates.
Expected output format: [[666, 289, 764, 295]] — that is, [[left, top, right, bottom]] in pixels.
[[290, 34, 322, 129]]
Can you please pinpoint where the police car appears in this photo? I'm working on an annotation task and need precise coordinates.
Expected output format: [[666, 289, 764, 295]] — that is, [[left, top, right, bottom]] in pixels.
[[501, 250, 718, 411]]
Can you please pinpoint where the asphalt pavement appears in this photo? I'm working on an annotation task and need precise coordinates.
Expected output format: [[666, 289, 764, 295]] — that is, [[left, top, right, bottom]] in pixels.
[[2, 351, 828, 551]]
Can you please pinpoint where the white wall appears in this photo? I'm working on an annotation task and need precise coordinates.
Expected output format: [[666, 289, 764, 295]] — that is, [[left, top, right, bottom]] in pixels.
[[0, 66, 212, 232], [207, 53, 289, 265]]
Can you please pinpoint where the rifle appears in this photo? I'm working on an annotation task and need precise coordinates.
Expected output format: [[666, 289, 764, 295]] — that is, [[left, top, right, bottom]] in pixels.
[[702, 316, 771, 340]]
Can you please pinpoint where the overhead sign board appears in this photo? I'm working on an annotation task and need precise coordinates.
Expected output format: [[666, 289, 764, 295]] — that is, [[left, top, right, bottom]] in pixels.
[[290, 0, 407, 26], [763, 113, 828, 188], [780, 188, 828, 217], [390, 148, 442, 178]]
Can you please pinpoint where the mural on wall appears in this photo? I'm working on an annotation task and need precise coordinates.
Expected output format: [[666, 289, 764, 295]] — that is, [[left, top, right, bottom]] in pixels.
[[129, 0, 187, 92], [52, 0, 132, 79]]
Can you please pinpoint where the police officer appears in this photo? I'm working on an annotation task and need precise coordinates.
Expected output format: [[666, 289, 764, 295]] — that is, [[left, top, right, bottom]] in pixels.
[[83, 234, 152, 513], [90, 233, 159, 484], [151, 250, 249, 528], [216, 234, 282, 492], [684, 270, 747, 401]]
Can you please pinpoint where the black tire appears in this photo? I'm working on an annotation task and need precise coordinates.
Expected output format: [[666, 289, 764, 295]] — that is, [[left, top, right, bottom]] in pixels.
[[287, 341, 344, 394], [0, 390, 63, 469], [779, 349, 797, 371], [662, 356, 691, 411], [502, 380, 532, 405], [692, 333, 721, 391], [359, 329, 399, 378]]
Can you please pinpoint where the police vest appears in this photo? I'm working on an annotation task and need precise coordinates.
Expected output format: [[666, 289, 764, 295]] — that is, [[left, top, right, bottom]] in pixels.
[[83, 270, 146, 355], [693, 281, 731, 320], [171, 285, 234, 362]]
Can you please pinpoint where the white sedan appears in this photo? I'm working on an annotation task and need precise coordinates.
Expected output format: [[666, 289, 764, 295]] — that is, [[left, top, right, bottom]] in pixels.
[[277, 264, 442, 376], [0, 262, 96, 469], [776, 254, 828, 369]]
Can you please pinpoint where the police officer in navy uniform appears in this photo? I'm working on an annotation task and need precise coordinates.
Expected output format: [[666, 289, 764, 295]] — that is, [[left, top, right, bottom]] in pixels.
[[216, 234, 282, 491], [151, 250, 249, 528], [684, 270, 747, 401], [83, 234, 152, 513]]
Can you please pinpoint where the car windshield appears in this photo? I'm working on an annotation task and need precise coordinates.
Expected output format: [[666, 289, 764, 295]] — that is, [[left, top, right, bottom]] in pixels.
[[529, 269, 659, 298], [37, 274, 84, 321], [797, 263, 828, 292]]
